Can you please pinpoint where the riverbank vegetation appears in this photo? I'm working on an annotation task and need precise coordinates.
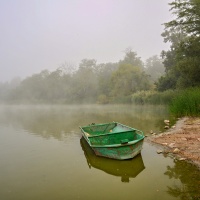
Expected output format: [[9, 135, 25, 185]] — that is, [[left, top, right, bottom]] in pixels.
[[131, 90, 176, 105], [170, 87, 200, 117], [0, 0, 200, 117]]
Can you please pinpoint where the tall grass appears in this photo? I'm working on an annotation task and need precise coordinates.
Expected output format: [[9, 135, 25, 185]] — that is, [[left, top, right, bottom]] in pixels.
[[170, 87, 200, 117], [131, 90, 176, 105]]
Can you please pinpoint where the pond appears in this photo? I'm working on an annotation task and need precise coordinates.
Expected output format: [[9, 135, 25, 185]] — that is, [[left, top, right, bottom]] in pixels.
[[0, 105, 199, 200]]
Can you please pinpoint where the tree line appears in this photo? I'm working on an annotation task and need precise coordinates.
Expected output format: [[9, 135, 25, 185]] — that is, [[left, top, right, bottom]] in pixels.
[[0, 51, 164, 104]]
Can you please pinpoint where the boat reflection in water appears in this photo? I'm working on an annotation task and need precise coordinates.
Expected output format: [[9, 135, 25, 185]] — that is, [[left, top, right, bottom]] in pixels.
[[80, 137, 145, 182]]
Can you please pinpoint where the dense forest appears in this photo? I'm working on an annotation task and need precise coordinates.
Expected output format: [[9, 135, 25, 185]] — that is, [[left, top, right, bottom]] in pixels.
[[0, 0, 200, 106]]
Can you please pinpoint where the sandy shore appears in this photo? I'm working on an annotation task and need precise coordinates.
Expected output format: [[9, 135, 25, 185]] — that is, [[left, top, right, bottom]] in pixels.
[[147, 117, 200, 168]]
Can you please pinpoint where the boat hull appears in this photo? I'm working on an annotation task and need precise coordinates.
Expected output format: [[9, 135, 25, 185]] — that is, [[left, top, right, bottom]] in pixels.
[[91, 139, 143, 160]]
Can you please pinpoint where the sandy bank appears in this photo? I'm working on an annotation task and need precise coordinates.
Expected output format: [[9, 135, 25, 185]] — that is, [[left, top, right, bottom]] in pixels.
[[147, 117, 200, 168]]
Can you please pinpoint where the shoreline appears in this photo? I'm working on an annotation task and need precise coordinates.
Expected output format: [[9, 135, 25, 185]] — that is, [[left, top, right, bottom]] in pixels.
[[146, 117, 200, 168]]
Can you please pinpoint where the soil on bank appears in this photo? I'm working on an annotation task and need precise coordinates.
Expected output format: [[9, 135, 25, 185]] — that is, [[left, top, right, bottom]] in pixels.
[[148, 117, 200, 168]]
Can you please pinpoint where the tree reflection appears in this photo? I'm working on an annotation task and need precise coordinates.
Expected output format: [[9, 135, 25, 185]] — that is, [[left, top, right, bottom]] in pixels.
[[164, 159, 200, 200], [0, 105, 169, 140]]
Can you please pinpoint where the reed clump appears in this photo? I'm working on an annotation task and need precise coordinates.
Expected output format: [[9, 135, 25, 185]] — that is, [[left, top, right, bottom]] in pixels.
[[170, 87, 200, 117]]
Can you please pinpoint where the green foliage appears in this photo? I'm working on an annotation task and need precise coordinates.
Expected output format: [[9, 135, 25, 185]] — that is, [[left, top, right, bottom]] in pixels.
[[157, 0, 200, 91], [71, 59, 98, 103], [97, 94, 109, 104], [175, 37, 200, 88], [110, 64, 151, 97], [170, 87, 200, 117], [119, 48, 144, 69], [145, 55, 165, 82], [131, 90, 153, 104], [96, 62, 119, 96], [166, 0, 200, 37], [7, 69, 72, 104], [131, 90, 176, 105], [156, 72, 178, 91]]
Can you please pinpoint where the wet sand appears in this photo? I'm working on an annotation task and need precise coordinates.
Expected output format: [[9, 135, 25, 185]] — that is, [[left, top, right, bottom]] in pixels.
[[147, 117, 200, 168]]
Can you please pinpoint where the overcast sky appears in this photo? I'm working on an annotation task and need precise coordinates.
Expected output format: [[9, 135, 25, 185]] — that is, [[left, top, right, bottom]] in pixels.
[[0, 0, 173, 82]]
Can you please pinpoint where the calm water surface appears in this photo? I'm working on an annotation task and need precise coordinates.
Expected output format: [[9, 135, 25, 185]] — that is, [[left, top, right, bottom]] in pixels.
[[0, 105, 199, 200]]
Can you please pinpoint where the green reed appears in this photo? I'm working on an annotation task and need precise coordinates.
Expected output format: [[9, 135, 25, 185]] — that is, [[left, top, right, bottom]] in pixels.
[[170, 87, 200, 117]]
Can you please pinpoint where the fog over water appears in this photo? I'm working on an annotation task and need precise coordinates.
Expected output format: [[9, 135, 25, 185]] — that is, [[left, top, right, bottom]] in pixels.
[[0, 0, 172, 82]]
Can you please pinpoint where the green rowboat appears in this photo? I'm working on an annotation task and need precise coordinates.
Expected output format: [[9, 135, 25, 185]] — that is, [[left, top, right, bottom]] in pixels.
[[79, 122, 145, 160]]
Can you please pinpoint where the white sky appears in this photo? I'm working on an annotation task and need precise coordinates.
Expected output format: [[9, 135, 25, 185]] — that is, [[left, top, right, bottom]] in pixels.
[[0, 0, 173, 82]]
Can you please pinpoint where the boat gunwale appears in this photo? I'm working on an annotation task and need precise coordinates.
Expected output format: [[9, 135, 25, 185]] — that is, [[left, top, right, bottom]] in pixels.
[[80, 122, 116, 129], [79, 121, 144, 138]]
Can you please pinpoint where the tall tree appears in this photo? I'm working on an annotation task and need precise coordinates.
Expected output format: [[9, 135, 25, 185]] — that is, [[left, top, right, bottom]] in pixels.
[[111, 63, 151, 97], [157, 0, 200, 91], [165, 0, 200, 37], [71, 59, 98, 102], [119, 48, 144, 69], [96, 62, 118, 96], [145, 55, 165, 82]]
